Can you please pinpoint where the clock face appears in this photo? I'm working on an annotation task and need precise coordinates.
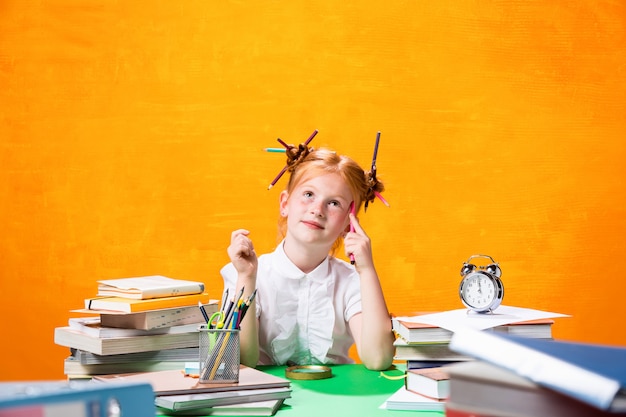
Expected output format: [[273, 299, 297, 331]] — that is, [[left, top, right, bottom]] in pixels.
[[460, 272, 497, 310]]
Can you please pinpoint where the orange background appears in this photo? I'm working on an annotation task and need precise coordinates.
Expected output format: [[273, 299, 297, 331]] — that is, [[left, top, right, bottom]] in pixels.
[[1, 1, 625, 380]]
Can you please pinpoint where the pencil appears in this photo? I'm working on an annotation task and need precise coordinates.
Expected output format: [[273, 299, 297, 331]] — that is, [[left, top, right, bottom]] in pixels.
[[224, 286, 245, 329], [208, 330, 232, 379], [276, 138, 291, 149], [267, 165, 289, 190], [267, 129, 318, 190], [220, 288, 229, 312], [365, 131, 381, 212], [198, 301, 210, 323], [349, 201, 356, 265], [375, 190, 390, 207]]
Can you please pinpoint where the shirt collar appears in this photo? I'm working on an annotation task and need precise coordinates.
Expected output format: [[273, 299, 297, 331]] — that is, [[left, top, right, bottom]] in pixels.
[[273, 240, 331, 283]]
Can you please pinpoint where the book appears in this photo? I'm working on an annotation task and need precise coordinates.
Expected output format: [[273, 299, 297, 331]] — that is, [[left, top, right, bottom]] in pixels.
[[71, 347, 199, 365], [69, 317, 200, 338], [156, 399, 285, 416], [97, 275, 205, 299], [393, 338, 471, 362], [446, 360, 626, 417], [406, 360, 462, 370], [0, 381, 155, 417], [93, 366, 291, 396], [54, 326, 199, 355], [63, 356, 190, 377], [398, 306, 568, 333], [449, 328, 626, 412], [155, 387, 292, 411], [493, 318, 555, 339], [392, 319, 453, 343], [393, 317, 554, 344], [405, 366, 450, 400], [445, 405, 496, 417], [83, 292, 211, 313], [98, 302, 218, 330], [380, 386, 445, 412]]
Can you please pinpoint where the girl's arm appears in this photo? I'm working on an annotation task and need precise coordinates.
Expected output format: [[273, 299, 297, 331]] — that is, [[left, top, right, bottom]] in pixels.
[[345, 215, 395, 371], [226, 229, 260, 368]]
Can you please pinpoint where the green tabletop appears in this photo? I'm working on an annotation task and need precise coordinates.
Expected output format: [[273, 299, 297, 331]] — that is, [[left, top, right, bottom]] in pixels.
[[156, 364, 444, 416], [261, 364, 444, 416]]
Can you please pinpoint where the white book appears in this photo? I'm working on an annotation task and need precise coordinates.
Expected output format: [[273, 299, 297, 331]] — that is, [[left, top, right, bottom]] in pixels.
[[54, 326, 199, 355], [72, 347, 199, 365], [156, 399, 285, 416], [155, 387, 292, 411], [69, 317, 201, 338], [380, 386, 445, 412], [64, 356, 189, 377], [97, 275, 205, 300]]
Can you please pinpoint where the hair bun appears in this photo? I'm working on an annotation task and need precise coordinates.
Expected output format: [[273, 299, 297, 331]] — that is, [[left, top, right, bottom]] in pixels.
[[286, 144, 314, 172], [365, 170, 385, 205]]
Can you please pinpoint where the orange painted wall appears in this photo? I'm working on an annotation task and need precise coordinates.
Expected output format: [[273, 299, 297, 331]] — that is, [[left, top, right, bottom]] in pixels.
[[1, 1, 625, 380]]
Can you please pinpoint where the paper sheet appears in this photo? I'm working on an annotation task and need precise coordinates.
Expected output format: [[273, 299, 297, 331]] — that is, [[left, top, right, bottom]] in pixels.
[[395, 305, 570, 332]]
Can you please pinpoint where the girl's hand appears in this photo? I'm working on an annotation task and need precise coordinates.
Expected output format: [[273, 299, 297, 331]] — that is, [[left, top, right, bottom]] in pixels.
[[227, 229, 258, 276], [344, 214, 374, 270]]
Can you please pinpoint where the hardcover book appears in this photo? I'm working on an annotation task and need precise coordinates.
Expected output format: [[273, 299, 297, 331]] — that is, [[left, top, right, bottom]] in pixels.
[[68, 317, 200, 339], [393, 317, 554, 344], [97, 275, 205, 299], [94, 367, 291, 396], [405, 366, 450, 400], [70, 301, 218, 330], [447, 360, 626, 417], [380, 386, 445, 412], [155, 399, 286, 416], [449, 328, 626, 412], [393, 338, 471, 362], [63, 356, 189, 377], [0, 380, 155, 417], [54, 326, 199, 356], [71, 347, 199, 365], [154, 386, 292, 412], [83, 292, 211, 313]]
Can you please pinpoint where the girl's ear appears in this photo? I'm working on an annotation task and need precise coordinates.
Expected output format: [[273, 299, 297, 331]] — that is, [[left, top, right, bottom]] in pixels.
[[279, 191, 289, 217]]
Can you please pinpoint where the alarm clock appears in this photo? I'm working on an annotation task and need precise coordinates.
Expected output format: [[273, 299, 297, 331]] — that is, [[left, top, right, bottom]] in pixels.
[[459, 254, 504, 313]]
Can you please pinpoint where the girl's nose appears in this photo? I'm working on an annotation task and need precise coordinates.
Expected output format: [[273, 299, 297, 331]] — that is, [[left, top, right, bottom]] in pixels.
[[310, 201, 325, 217]]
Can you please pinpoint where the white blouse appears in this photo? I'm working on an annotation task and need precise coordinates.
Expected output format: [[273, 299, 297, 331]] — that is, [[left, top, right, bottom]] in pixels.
[[220, 241, 362, 365]]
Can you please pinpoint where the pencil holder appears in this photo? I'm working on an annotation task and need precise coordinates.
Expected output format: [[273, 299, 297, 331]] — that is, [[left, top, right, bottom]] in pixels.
[[198, 325, 240, 383]]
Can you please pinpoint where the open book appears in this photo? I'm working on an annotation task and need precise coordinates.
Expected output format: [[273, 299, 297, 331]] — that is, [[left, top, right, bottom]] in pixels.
[[97, 275, 205, 300]]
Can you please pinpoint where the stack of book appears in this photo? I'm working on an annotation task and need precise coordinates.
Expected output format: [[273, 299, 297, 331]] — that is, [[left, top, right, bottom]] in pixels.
[[384, 306, 566, 411], [380, 366, 448, 412], [54, 275, 219, 379], [95, 366, 292, 416], [392, 312, 555, 370], [446, 328, 626, 417]]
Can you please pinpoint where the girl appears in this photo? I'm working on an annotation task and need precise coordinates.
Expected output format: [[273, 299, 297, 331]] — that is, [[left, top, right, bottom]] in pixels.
[[221, 145, 395, 371]]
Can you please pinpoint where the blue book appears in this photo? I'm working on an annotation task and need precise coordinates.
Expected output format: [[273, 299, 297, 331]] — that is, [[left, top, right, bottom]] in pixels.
[[449, 328, 626, 413], [0, 380, 155, 416]]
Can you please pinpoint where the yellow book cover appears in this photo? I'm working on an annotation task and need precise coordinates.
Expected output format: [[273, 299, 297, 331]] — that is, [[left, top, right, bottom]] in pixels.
[[84, 292, 211, 313]]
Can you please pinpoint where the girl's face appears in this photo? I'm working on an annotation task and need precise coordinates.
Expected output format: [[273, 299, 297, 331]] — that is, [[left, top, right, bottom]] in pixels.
[[280, 173, 353, 249]]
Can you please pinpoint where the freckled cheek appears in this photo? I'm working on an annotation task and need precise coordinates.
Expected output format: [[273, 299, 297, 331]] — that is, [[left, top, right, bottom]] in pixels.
[[328, 211, 349, 227]]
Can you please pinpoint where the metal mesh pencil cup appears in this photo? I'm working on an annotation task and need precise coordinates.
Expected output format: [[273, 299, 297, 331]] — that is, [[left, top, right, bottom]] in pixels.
[[198, 325, 240, 383]]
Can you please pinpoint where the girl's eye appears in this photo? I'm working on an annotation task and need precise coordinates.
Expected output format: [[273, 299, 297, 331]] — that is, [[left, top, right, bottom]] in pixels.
[[329, 200, 341, 208], [303, 191, 313, 199]]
